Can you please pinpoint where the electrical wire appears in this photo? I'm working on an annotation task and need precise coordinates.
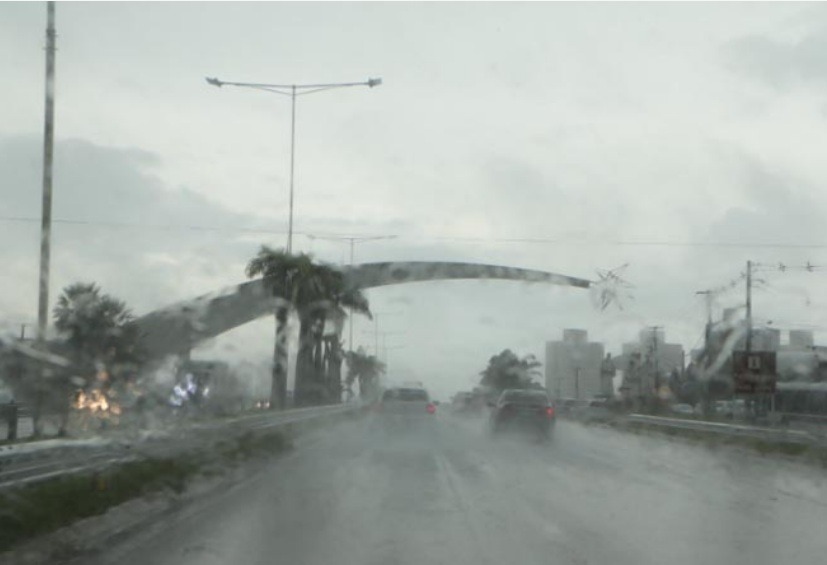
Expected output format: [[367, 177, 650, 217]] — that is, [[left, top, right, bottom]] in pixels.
[[5, 215, 827, 249], [0, 216, 291, 235]]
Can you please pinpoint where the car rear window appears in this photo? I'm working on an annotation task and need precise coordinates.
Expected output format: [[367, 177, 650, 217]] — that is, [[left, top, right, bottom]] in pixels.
[[383, 388, 429, 401], [501, 391, 549, 405]]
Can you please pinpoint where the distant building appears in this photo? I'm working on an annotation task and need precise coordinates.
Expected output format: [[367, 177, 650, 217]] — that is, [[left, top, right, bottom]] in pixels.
[[788, 330, 814, 350], [616, 328, 685, 399], [619, 329, 685, 372], [692, 315, 824, 385], [545, 329, 605, 400]]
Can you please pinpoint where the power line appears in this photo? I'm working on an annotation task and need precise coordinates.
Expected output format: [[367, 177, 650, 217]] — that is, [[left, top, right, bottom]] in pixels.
[[0, 216, 392, 241], [754, 262, 827, 273], [426, 237, 827, 249], [0, 216, 289, 235], [5, 215, 827, 249]]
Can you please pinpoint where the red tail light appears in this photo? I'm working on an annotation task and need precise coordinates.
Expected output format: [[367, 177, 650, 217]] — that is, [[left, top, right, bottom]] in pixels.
[[427, 403, 436, 414], [545, 406, 555, 418]]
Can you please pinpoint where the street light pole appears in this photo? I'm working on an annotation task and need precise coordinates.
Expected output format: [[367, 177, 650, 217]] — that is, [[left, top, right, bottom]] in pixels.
[[306, 234, 397, 353], [362, 330, 406, 370], [383, 344, 406, 373], [362, 311, 403, 357], [206, 76, 382, 254]]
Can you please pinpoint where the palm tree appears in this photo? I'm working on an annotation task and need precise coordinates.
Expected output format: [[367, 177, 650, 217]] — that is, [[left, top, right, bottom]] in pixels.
[[246, 247, 310, 410], [293, 263, 371, 406], [479, 349, 542, 393], [322, 307, 347, 402], [52, 282, 141, 435], [245, 247, 371, 408], [54, 283, 138, 366], [345, 348, 385, 402]]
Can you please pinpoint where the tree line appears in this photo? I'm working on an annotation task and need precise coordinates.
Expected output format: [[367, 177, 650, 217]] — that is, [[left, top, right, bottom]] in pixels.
[[479, 349, 543, 394]]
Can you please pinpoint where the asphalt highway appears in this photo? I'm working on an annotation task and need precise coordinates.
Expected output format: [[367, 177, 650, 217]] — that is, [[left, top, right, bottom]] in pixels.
[[88, 412, 827, 565]]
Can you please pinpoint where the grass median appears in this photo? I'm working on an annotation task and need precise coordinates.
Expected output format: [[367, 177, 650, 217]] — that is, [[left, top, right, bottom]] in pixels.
[[0, 429, 292, 553], [606, 418, 827, 468]]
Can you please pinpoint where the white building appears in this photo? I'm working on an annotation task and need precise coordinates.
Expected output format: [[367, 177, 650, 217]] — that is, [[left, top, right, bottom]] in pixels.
[[545, 329, 605, 400]]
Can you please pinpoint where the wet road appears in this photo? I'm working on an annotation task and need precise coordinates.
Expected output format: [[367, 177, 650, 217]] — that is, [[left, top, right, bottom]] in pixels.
[[92, 414, 827, 565]]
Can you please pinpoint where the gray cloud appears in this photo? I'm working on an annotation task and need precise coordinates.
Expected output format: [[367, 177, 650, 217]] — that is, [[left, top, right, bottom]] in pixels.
[[0, 136, 259, 320], [725, 28, 827, 88], [6, 3, 827, 398], [704, 153, 827, 245]]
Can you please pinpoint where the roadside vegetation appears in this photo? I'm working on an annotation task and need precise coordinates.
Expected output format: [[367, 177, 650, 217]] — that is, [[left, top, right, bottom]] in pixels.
[[344, 347, 385, 402], [0, 428, 292, 553], [479, 349, 543, 394], [245, 246, 372, 409], [608, 418, 827, 469], [2, 282, 144, 438]]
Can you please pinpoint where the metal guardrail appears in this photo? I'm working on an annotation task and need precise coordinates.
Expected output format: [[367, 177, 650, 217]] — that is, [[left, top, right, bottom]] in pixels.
[[0, 403, 360, 489], [624, 413, 826, 446]]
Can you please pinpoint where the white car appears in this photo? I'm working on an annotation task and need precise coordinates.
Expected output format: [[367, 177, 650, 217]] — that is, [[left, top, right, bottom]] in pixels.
[[670, 403, 696, 416], [0, 389, 14, 404], [377, 386, 437, 432], [714, 400, 747, 419]]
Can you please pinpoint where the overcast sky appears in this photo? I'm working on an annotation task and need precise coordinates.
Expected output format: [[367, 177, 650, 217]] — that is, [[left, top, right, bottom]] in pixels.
[[4, 2, 827, 400]]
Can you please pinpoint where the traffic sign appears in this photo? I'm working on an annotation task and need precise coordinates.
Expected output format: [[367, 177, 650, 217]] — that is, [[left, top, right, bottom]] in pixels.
[[732, 351, 777, 394]]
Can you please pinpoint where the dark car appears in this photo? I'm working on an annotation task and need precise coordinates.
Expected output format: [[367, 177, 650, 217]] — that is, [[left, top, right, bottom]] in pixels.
[[489, 389, 556, 441]]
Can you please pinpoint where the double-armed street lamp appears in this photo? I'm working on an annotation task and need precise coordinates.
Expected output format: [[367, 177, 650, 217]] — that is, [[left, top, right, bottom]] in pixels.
[[306, 233, 397, 353], [361, 311, 404, 359], [206, 76, 382, 253]]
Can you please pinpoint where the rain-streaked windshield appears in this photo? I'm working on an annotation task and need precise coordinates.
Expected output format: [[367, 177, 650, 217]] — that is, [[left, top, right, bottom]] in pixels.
[[2, 3, 827, 565], [385, 388, 429, 402], [501, 391, 549, 405]]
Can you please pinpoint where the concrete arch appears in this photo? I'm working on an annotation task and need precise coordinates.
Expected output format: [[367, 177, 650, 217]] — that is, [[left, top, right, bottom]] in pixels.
[[134, 261, 591, 360]]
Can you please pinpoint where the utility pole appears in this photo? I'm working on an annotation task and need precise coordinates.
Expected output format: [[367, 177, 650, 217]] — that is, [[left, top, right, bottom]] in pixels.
[[32, 2, 57, 438], [574, 367, 580, 400], [695, 290, 714, 345], [647, 326, 662, 396], [654, 331, 659, 394], [287, 84, 296, 252], [744, 260, 757, 418], [745, 260, 753, 353], [37, 1, 56, 344]]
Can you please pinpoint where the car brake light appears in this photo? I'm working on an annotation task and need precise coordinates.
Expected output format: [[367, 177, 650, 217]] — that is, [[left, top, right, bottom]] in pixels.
[[545, 406, 555, 418], [427, 403, 436, 414]]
